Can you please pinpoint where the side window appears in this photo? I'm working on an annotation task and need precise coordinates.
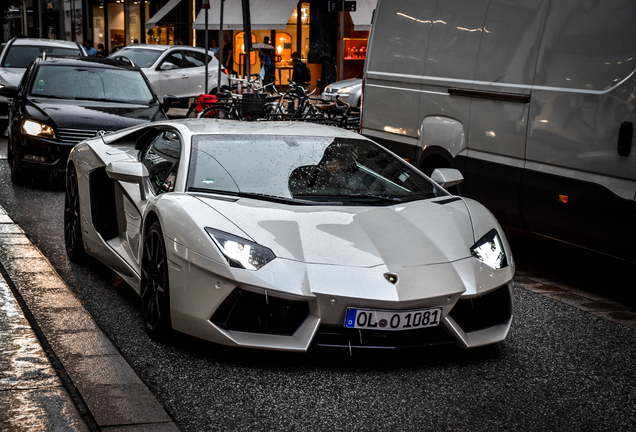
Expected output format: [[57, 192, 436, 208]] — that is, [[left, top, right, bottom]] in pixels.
[[160, 51, 184, 69], [141, 130, 181, 195], [183, 50, 207, 68]]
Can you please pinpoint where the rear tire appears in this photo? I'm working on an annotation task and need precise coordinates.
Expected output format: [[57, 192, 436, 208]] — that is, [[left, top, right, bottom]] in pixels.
[[64, 166, 86, 261], [141, 221, 172, 338]]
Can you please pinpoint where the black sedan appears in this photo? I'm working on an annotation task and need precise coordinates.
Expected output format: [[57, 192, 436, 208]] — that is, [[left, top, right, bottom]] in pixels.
[[0, 56, 176, 184]]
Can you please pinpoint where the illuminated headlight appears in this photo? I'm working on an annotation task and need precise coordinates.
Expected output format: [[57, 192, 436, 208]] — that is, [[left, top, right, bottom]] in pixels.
[[337, 86, 353, 94], [23, 120, 56, 139], [206, 228, 275, 270], [470, 229, 508, 269]]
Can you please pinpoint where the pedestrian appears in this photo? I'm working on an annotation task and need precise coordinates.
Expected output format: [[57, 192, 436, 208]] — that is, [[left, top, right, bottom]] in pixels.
[[96, 43, 106, 57], [133, 39, 139, 44], [259, 49, 272, 85], [223, 34, 234, 75], [210, 39, 220, 59], [84, 40, 97, 56], [291, 51, 310, 86]]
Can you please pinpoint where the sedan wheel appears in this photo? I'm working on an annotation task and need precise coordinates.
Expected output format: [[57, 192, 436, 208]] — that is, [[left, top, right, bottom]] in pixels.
[[141, 221, 172, 338], [64, 166, 85, 261]]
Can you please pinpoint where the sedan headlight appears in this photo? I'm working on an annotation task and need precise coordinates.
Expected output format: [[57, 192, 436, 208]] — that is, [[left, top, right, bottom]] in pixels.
[[206, 228, 275, 270], [23, 120, 56, 139], [337, 86, 353, 94], [470, 229, 508, 269]]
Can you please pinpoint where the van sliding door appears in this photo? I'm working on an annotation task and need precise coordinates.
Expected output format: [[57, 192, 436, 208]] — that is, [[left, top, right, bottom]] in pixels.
[[461, 0, 549, 226]]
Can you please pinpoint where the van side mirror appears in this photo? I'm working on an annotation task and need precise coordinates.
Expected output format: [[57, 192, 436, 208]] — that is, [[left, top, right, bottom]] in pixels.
[[431, 168, 463, 189], [106, 161, 150, 200]]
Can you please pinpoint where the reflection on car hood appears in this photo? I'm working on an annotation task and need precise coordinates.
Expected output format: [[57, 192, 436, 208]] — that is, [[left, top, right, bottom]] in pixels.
[[31, 98, 162, 130], [0, 67, 26, 86], [201, 197, 474, 267]]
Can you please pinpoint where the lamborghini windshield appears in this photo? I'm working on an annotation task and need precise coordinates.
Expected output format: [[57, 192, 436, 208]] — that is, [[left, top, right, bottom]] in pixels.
[[188, 135, 447, 205]]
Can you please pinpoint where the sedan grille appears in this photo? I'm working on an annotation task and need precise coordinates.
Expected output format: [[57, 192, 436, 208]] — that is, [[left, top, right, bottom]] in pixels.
[[57, 127, 103, 143]]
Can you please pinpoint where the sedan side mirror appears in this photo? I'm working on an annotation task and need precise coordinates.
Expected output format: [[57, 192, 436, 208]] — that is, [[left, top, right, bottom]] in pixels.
[[162, 95, 180, 105], [0, 85, 19, 98], [106, 161, 150, 200], [159, 62, 177, 71], [431, 168, 464, 189]]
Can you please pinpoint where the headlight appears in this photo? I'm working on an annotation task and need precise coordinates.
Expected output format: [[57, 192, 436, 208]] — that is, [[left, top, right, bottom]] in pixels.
[[470, 229, 507, 269], [206, 228, 275, 270], [23, 120, 56, 139], [337, 86, 353, 94]]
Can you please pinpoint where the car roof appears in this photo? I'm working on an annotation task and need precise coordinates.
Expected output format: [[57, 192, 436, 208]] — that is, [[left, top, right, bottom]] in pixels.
[[34, 56, 142, 71], [9, 38, 82, 49], [120, 44, 207, 53], [151, 118, 368, 139]]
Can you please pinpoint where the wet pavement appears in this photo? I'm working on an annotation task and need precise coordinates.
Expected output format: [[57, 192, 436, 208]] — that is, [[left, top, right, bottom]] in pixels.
[[0, 204, 178, 431]]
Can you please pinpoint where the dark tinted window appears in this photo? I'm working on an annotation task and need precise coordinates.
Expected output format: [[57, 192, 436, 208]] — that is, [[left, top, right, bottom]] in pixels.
[[30, 65, 155, 104], [184, 50, 209, 67], [161, 52, 185, 69], [2, 44, 82, 68]]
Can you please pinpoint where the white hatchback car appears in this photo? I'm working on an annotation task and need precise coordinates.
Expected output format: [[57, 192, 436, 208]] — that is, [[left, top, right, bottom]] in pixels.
[[110, 44, 229, 104]]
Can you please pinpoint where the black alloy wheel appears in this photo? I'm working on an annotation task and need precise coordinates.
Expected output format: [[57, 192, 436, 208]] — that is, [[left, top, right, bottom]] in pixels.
[[64, 166, 86, 261], [141, 221, 172, 338]]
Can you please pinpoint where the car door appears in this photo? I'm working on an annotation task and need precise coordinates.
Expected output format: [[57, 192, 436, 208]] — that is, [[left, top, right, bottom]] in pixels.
[[118, 129, 182, 267], [183, 49, 216, 98], [154, 50, 189, 100]]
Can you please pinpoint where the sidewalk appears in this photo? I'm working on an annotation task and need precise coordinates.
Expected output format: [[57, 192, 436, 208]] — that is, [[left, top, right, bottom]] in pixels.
[[0, 204, 179, 431]]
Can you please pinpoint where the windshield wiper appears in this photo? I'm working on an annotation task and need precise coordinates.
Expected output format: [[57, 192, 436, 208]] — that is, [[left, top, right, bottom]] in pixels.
[[187, 187, 325, 206], [293, 193, 417, 205]]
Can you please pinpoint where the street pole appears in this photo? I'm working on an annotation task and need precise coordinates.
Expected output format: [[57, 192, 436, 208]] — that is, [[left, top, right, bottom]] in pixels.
[[339, 0, 344, 81], [241, 0, 251, 79], [203, 0, 210, 95], [218, 0, 225, 91]]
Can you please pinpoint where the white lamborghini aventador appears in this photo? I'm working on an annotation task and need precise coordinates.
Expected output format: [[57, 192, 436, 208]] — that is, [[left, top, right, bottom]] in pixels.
[[64, 119, 514, 351]]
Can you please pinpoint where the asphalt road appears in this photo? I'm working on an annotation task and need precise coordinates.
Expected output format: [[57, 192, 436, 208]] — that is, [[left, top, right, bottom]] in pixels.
[[0, 135, 635, 431]]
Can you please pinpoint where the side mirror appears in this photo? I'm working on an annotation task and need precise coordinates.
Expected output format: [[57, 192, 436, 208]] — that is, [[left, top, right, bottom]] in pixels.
[[431, 168, 463, 189], [106, 161, 150, 200], [162, 95, 180, 105], [159, 62, 176, 71], [0, 85, 19, 98]]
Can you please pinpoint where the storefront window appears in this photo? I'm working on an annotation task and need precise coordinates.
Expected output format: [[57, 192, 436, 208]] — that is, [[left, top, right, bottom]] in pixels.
[[92, 5, 106, 48], [108, 2, 125, 49], [234, 32, 256, 73], [126, 0, 142, 45]]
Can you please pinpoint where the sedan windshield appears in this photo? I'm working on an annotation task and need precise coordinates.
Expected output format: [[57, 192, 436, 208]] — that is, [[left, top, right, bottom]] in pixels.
[[188, 135, 446, 205], [110, 48, 162, 68], [30, 65, 155, 104], [2, 45, 82, 68]]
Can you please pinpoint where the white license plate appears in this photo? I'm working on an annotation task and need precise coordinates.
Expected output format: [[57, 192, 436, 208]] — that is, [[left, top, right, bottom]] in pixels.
[[344, 307, 442, 331]]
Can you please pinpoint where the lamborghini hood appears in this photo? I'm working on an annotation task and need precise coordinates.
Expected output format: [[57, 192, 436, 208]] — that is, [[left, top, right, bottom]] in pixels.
[[200, 197, 475, 268]]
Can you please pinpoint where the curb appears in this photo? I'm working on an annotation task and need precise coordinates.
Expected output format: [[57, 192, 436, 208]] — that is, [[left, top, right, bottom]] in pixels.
[[0, 205, 180, 431]]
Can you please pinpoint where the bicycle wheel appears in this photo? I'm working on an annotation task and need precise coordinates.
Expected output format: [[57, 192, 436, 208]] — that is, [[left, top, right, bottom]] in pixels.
[[199, 106, 232, 119]]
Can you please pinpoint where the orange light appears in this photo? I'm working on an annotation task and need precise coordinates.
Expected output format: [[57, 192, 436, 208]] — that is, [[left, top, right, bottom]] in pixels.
[[558, 194, 569, 203]]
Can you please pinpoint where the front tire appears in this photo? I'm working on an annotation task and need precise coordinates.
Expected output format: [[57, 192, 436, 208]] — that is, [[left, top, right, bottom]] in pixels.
[[141, 221, 172, 338], [64, 166, 86, 261]]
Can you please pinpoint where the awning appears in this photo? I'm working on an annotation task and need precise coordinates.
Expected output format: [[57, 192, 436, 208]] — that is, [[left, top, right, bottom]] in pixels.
[[192, 0, 299, 30], [145, 0, 182, 30], [350, 0, 377, 31]]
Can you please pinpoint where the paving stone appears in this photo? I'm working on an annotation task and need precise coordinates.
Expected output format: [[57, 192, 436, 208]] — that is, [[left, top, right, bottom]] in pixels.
[[79, 384, 173, 427], [0, 224, 24, 234], [30, 308, 99, 336], [102, 423, 181, 432], [2, 257, 55, 274], [50, 331, 121, 363], [66, 355, 144, 387]]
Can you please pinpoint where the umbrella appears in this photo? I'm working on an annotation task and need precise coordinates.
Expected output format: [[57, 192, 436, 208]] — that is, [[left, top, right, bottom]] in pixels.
[[252, 42, 275, 49]]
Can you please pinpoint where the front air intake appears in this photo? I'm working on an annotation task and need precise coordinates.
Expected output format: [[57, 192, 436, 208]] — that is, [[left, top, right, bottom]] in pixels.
[[449, 285, 512, 333], [211, 288, 309, 336]]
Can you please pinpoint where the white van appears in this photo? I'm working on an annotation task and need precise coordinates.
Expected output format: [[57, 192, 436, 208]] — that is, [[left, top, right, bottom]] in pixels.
[[362, 0, 636, 261]]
